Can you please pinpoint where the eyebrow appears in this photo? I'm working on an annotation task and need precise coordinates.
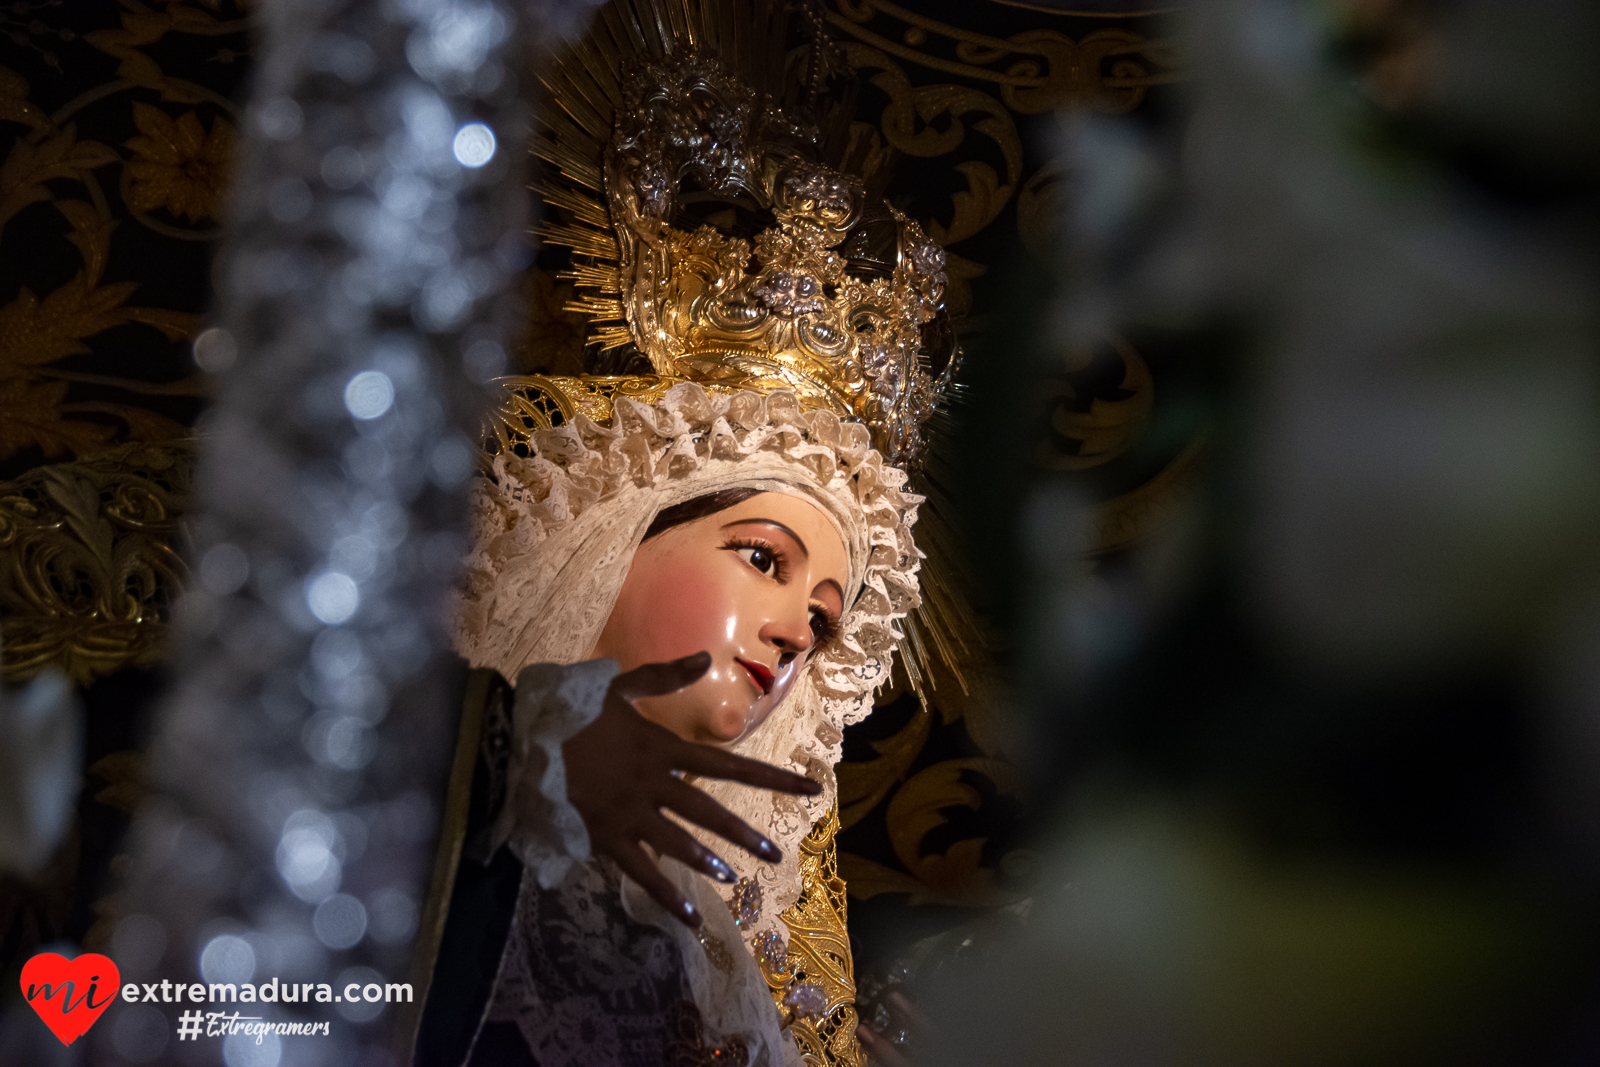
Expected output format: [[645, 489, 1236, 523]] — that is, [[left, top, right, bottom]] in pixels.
[[723, 517, 809, 559], [723, 518, 845, 609], [816, 577, 845, 610]]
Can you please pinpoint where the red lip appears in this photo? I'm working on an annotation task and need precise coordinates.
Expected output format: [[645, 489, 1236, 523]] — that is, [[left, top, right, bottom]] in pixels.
[[736, 658, 774, 696]]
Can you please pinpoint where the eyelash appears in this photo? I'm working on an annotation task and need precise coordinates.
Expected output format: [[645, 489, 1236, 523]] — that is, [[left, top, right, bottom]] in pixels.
[[809, 609, 840, 649], [726, 536, 789, 582], [725, 537, 840, 649]]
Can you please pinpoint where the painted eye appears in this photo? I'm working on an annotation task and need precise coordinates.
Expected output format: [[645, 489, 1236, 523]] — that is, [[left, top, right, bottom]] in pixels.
[[809, 609, 832, 643], [736, 545, 778, 576]]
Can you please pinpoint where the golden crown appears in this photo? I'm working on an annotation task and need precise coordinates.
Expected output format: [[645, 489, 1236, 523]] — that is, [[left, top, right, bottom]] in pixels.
[[529, 5, 957, 467]]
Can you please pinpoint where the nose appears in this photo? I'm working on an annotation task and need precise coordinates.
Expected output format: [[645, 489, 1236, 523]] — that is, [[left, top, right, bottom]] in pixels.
[[760, 606, 814, 666]]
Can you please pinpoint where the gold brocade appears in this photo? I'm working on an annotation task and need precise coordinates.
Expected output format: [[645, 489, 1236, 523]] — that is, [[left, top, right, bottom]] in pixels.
[[0, 12, 245, 469], [773, 808, 864, 1067], [0, 441, 192, 686], [829, 0, 1179, 114], [485, 374, 718, 451]]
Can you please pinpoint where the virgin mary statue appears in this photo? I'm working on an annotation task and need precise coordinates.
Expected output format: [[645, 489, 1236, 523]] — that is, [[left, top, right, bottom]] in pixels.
[[403, 3, 956, 1064]]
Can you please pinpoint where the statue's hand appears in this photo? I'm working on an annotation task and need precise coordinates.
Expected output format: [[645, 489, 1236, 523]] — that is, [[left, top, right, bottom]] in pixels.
[[857, 991, 931, 1067], [562, 651, 822, 928]]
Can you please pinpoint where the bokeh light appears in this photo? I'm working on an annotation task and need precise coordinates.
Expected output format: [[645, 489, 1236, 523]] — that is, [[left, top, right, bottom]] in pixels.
[[305, 573, 359, 625], [342, 370, 394, 420], [200, 933, 257, 984], [312, 893, 368, 949], [452, 121, 496, 167], [193, 326, 238, 372]]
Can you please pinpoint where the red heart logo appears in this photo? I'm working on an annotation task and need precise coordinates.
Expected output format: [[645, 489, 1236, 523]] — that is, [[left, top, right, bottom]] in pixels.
[[20, 952, 122, 1046]]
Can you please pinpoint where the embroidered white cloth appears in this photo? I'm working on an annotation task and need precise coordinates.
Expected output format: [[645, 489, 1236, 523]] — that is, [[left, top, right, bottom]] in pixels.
[[487, 658, 619, 889]]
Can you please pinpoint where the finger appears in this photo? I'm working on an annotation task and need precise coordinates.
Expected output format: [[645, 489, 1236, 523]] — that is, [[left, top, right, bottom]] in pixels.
[[612, 652, 712, 701], [887, 991, 934, 1033], [609, 840, 701, 929], [660, 777, 781, 863], [640, 811, 738, 884], [672, 743, 823, 796], [856, 1024, 914, 1067]]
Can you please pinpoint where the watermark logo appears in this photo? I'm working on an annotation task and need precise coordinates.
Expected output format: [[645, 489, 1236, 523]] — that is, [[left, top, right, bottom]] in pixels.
[[175, 1010, 333, 1042], [20, 951, 121, 1046], [176, 1009, 205, 1042], [21, 949, 407, 1047]]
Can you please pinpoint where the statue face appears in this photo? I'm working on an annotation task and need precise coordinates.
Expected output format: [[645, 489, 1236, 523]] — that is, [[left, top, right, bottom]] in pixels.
[[592, 492, 849, 745]]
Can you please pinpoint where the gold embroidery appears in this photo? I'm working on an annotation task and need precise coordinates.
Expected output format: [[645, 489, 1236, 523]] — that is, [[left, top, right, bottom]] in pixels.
[[0, 65, 209, 465], [0, 442, 192, 685], [830, 0, 1180, 113], [1092, 436, 1209, 554], [776, 808, 864, 1067], [1038, 334, 1155, 472], [124, 103, 235, 223], [0, 7, 242, 467], [0, 120, 118, 236]]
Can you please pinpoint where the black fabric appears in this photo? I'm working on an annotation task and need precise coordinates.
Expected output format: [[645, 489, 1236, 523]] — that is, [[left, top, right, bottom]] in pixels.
[[414, 670, 524, 1067], [465, 1021, 540, 1067]]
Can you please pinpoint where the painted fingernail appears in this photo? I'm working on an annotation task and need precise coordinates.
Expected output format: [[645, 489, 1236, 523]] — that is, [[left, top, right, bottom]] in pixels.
[[682, 901, 701, 926], [757, 838, 780, 862], [708, 856, 736, 883]]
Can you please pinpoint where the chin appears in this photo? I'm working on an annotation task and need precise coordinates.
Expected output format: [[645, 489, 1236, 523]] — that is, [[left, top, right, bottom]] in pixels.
[[702, 719, 748, 745], [700, 703, 755, 745]]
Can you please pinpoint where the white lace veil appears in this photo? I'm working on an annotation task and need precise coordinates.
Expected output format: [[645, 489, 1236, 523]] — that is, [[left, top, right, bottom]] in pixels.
[[453, 382, 920, 953]]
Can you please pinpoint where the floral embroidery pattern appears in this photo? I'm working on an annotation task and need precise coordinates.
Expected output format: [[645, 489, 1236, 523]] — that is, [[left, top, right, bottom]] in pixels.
[[124, 103, 235, 222]]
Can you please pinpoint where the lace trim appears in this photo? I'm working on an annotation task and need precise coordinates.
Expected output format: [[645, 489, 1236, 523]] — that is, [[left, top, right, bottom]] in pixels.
[[487, 857, 696, 1066], [486, 659, 619, 888], [621, 857, 801, 1067]]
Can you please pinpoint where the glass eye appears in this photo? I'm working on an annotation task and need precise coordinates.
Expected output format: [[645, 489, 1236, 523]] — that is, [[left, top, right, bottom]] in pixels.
[[736, 545, 777, 576]]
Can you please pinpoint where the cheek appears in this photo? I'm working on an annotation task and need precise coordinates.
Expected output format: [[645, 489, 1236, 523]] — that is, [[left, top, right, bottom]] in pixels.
[[596, 546, 788, 744], [605, 554, 736, 668]]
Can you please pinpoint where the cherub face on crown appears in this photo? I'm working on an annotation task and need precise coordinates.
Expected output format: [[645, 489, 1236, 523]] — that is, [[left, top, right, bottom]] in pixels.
[[598, 55, 951, 465]]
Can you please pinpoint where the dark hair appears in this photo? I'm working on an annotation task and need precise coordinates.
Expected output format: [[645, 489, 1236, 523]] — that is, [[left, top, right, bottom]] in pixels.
[[642, 487, 764, 541]]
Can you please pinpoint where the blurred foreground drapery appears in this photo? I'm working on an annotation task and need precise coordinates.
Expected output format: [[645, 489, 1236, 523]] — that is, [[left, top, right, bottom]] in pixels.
[[915, 0, 1600, 1063], [115, 0, 540, 1058], [1, 0, 541, 1061]]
